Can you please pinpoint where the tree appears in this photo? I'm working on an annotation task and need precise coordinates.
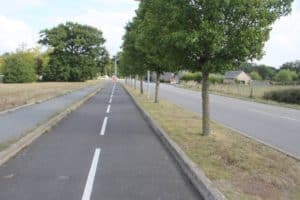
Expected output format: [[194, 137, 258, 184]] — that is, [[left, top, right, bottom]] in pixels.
[[120, 19, 149, 94], [236, 63, 276, 80], [39, 22, 106, 81], [281, 60, 300, 73], [134, 0, 186, 103], [0, 56, 4, 73], [158, 0, 292, 135], [275, 69, 298, 83], [250, 71, 262, 81], [97, 49, 110, 76], [3, 50, 37, 83]]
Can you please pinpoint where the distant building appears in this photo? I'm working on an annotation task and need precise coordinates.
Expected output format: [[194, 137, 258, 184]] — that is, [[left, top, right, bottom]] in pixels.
[[224, 71, 251, 85]]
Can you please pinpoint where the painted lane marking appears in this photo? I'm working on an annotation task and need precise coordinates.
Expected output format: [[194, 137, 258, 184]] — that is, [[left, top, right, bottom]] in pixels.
[[106, 104, 111, 113], [81, 148, 101, 200], [100, 117, 108, 136], [109, 97, 112, 104]]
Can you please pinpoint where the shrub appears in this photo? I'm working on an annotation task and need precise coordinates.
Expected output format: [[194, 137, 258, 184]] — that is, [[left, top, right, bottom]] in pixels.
[[263, 88, 300, 104], [250, 71, 262, 80], [3, 51, 37, 83], [0, 56, 4, 73], [209, 74, 224, 84], [181, 72, 202, 82], [275, 69, 298, 83]]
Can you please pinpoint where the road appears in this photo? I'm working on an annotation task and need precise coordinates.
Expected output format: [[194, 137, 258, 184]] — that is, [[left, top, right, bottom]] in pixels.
[[131, 80, 300, 159], [0, 83, 201, 200]]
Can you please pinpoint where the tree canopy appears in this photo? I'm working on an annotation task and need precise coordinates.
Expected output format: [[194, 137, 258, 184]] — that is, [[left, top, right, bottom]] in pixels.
[[121, 0, 293, 135], [39, 22, 106, 81], [2, 50, 37, 83]]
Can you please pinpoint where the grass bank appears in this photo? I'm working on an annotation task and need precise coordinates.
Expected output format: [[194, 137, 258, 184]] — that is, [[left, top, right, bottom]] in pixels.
[[126, 85, 300, 200], [0, 80, 104, 112], [180, 81, 300, 110]]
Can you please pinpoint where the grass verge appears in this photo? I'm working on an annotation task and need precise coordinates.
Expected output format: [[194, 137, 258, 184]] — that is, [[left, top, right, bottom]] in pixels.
[[0, 80, 104, 112], [179, 82, 300, 110], [126, 85, 300, 200]]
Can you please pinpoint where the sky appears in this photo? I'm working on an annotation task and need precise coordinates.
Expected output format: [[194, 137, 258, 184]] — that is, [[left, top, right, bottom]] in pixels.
[[0, 0, 299, 68]]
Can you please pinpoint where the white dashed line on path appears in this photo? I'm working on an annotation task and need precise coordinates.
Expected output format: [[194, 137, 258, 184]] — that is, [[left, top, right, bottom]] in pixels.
[[106, 105, 111, 114], [81, 148, 101, 200], [100, 117, 108, 136]]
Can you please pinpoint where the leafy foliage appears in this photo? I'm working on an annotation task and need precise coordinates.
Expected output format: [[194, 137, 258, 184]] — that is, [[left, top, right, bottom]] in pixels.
[[238, 63, 276, 80], [181, 72, 202, 82], [122, 0, 293, 135], [39, 22, 106, 81], [280, 60, 300, 73], [3, 51, 37, 83], [264, 88, 300, 104], [0, 57, 4, 74], [250, 71, 262, 81], [275, 69, 298, 83]]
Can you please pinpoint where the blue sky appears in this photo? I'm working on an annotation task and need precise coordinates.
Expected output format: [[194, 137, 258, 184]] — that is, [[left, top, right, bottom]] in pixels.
[[0, 0, 299, 68]]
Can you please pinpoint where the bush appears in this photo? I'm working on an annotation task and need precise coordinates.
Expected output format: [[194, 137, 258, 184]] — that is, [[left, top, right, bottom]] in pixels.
[[3, 51, 37, 83], [250, 71, 262, 80], [209, 74, 224, 84], [263, 88, 300, 104], [181, 72, 202, 82], [0, 56, 4, 73], [275, 69, 298, 83]]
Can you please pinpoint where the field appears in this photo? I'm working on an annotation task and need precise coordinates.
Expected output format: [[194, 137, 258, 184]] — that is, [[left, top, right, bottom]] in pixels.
[[126, 85, 300, 200], [0, 80, 104, 112], [180, 81, 300, 108]]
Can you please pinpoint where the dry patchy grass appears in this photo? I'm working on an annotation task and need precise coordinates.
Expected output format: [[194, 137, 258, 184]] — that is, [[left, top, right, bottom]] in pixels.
[[0, 80, 104, 112], [126, 86, 300, 200]]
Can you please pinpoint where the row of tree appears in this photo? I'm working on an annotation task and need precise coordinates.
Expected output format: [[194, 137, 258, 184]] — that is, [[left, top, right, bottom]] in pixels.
[[0, 22, 112, 83], [119, 0, 293, 135]]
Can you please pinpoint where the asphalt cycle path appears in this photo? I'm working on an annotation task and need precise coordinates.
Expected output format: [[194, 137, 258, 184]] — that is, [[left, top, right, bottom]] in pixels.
[[0, 82, 202, 200]]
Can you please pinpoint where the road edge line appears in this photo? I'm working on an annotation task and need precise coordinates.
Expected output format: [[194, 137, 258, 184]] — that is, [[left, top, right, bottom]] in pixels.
[[122, 84, 226, 200], [0, 87, 102, 167]]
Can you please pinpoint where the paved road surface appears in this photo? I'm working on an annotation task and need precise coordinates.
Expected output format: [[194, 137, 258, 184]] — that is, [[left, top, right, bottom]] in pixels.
[[0, 83, 201, 200], [131, 80, 300, 159], [0, 84, 103, 144]]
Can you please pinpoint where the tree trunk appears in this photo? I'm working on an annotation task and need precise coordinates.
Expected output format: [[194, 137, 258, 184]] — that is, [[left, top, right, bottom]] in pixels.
[[130, 75, 132, 87], [202, 71, 210, 135], [140, 75, 144, 94], [154, 71, 160, 103], [134, 75, 137, 89]]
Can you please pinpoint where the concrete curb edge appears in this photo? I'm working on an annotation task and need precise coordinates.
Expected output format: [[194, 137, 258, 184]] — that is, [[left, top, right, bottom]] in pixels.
[[122, 84, 227, 200], [0, 87, 102, 167]]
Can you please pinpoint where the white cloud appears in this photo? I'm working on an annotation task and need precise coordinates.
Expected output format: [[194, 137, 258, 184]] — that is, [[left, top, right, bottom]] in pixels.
[[258, 2, 300, 67], [0, 16, 37, 53], [49, 8, 137, 56], [10, 0, 46, 7]]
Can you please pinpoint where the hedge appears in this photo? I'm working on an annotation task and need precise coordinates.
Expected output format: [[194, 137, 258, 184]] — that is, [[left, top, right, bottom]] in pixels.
[[181, 72, 202, 82], [263, 88, 300, 104]]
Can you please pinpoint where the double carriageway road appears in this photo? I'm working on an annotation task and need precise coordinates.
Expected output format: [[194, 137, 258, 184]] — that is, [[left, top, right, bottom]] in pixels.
[[0, 83, 202, 200]]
